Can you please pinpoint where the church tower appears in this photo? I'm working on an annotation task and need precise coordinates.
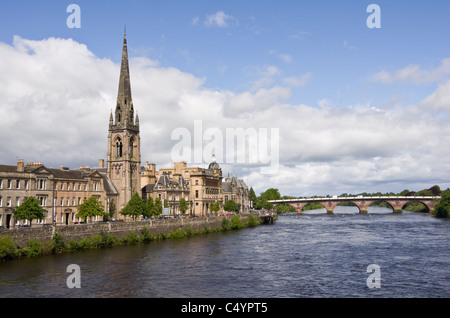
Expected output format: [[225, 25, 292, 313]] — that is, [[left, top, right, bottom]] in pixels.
[[107, 31, 141, 211]]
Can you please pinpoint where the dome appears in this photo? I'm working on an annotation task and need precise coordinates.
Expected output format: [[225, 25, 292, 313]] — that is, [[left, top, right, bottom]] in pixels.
[[208, 154, 220, 170]]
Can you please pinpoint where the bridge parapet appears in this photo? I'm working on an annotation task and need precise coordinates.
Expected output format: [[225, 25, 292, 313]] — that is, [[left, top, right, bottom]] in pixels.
[[269, 196, 441, 214]]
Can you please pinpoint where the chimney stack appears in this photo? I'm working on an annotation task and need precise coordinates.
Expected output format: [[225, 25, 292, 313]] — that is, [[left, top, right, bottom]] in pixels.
[[17, 159, 24, 172], [99, 159, 105, 168]]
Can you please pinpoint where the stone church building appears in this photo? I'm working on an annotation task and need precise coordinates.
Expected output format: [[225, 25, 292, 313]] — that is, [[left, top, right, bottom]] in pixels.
[[0, 33, 249, 228]]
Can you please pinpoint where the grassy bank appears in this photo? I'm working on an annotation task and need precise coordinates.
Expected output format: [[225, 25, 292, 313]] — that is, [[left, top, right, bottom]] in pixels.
[[0, 214, 262, 262]]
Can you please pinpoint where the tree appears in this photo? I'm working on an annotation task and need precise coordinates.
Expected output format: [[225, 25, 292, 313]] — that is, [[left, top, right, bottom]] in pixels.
[[249, 187, 257, 206], [120, 193, 150, 221], [179, 198, 188, 215], [108, 200, 116, 220], [224, 200, 239, 213], [260, 188, 281, 201], [432, 190, 450, 218], [146, 196, 155, 217], [13, 197, 46, 227], [154, 197, 163, 217], [210, 200, 220, 215], [77, 196, 106, 223]]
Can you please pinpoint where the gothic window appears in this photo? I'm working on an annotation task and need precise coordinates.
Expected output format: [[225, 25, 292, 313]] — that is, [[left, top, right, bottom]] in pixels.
[[116, 139, 123, 158], [129, 137, 134, 158]]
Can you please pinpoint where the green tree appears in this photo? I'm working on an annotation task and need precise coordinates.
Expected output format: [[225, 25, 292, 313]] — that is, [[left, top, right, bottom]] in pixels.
[[108, 200, 116, 220], [146, 196, 155, 217], [210, 200, 220, 215], [224, 200, 239, 213], [260, 188, 281, 201], [120, 193, 150, 221], [76, 196, 106, 223], [249, 187, 257, 206], [154, 197, 163, 216], [179, 197, 188, 215], [13, 197, 46, 227], [432, 190, 450, 218]]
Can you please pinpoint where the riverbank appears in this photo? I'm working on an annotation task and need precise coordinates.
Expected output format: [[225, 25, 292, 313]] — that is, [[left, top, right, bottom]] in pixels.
[[0, 214, 266, 262]]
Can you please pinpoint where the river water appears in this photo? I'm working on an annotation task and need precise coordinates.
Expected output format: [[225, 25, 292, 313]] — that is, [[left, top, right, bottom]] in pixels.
[[0, 207, 449, 298]]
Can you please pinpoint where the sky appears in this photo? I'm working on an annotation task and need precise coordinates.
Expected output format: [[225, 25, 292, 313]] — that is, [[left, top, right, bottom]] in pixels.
[[0, 0, 449, 197]]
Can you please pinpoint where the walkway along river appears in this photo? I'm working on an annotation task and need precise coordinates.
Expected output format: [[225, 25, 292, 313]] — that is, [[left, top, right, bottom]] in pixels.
[[0, 207, 449, 298]]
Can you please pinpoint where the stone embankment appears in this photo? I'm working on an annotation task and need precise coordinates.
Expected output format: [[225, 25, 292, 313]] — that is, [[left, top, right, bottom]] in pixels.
[[1, 215, 252, 246]]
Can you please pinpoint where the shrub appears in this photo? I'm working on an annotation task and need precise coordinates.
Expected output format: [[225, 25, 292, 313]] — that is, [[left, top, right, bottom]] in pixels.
[[26, 239, 43, 258], [221, 217, 231, 230], [122, 232, 139, 244], [51, 232, 66, 254], [0, 236, 18, 261], [230, 215, 244, 230], [246, 214, 260, 227]]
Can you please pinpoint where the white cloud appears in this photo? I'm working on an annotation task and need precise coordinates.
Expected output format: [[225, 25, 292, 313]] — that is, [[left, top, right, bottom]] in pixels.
[[0, 36, 449, 197], [370, 58, 450, 85], [283, 72, 312, 87], [205, 11, 238, 28], [278, 54, 292, 63]]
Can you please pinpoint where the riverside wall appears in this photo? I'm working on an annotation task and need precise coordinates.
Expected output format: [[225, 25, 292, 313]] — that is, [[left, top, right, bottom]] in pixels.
[[0, 215, 252, 246]]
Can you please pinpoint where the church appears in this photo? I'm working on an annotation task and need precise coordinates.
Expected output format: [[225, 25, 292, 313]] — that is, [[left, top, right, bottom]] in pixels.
[[0, 33, 249, 228]]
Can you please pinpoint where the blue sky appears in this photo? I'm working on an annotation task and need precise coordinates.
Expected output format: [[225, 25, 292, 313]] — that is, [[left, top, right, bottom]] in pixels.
[[3, 0, 448, 107], [1, 1, 450, 196]]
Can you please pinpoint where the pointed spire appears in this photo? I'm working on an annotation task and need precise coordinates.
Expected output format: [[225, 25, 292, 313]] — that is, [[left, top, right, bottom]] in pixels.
[[115, 30, 134, 127]]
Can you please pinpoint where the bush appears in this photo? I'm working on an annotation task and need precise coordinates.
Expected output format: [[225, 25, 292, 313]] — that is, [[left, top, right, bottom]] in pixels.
[[0, 236, 18, 261], [122, 232, 139, 244], [51, 232, 66, 254], [230, 215, 244, 230], [221, 217, 231, 230], [246, 214, 260, 227], [394, 209, 403, 214], [26, 239, 43, 258]]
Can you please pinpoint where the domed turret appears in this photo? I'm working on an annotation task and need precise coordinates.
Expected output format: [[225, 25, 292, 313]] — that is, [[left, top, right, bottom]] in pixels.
[[208, 154, 220, 170]]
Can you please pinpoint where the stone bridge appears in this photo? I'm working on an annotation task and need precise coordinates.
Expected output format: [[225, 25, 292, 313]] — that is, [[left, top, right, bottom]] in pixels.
[[269, 196, 440, 214]]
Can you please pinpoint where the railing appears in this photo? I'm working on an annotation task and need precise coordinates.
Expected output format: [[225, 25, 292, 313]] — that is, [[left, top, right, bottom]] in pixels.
[[269, 196, 441, 203]]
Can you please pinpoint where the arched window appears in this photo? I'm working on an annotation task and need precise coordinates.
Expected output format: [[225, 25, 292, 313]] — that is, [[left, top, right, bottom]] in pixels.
[[129, 137, 134, 158], [116, 139, 123, 158]]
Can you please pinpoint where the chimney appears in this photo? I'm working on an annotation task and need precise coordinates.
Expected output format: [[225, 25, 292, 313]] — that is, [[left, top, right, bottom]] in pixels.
[[17, 159, 24, 172], [99, 159, 105, 168]]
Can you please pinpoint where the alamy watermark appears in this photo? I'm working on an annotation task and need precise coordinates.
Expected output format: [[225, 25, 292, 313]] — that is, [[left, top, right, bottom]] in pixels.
[[66, 264, 81, 288], [366, 4, 381, 29], [66, 4, 81, 29], [366, 264, 381, 288], [171, 120, 279, 174]]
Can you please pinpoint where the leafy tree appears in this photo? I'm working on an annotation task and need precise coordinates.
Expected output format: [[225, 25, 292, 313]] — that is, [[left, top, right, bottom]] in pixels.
[[77, 196, 106, 223], [13, 197, 46, 227], [146, 196, 155, 216], [260, 188, 281, 201], [224, 200, 239, 213], [249, 187, 257, 205], [210, 200, 220, 214], [154, 197, 163, 216], [108, 200, 116, 220], [432, 190, 450, 218], [179, 197, 188, 215], [120, 193, 150, 221]]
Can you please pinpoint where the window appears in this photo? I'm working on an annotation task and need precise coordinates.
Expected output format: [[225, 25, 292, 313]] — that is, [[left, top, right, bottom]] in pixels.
[[16, 197, 20, 207], [8, 180, 12, 189], [37, 179, 46, 190], [72, 197, 75, 206], [78, 197, 81, 205], [61, 197, 64, 206], [66, 198, 70, 206], [195, 190, 199, 198], [25, 180, 29, 190], [116, 139, 123, 158], [16, 180, 20, 189], [37, 196, 46, 206], [0, 196, 2, 207], [67, 183, 71, 191], [7, 197, 11, 207], [0, 179, 3, 189], [195, 180, 199, 185]]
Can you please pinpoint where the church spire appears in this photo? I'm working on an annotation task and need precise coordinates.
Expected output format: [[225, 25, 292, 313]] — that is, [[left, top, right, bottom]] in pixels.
[[115, 30, 134, 127]]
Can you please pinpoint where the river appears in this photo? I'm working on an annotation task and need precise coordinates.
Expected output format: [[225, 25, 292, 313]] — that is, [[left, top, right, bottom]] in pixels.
[[0, 207, 449, 298]]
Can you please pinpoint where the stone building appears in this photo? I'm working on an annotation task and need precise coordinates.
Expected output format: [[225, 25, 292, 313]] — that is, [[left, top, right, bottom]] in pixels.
[[141, 155, 250, 217], [222, 175, 250, 214], [0, 160, 117, 228]]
